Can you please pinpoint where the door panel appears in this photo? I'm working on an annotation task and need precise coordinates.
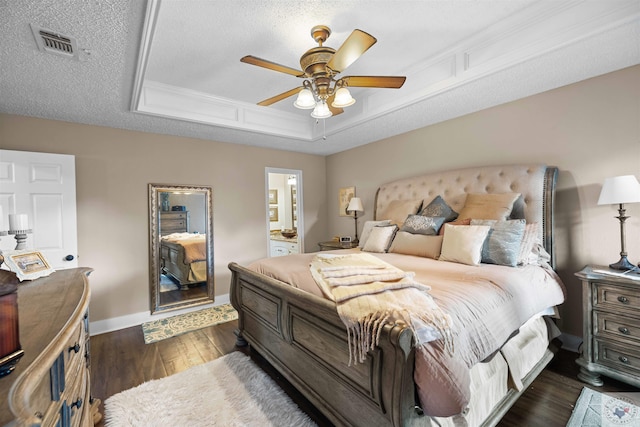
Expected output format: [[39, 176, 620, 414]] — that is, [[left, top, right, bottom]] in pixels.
[[0, 150, 78, 269]]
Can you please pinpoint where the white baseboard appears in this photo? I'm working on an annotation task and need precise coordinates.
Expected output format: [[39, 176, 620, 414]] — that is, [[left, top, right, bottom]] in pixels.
[[89, 294, 231, 336], [559, 332, 582, 353]]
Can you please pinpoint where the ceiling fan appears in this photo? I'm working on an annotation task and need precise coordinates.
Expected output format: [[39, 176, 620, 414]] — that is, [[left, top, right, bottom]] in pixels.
[[240, 25, 406, 119]]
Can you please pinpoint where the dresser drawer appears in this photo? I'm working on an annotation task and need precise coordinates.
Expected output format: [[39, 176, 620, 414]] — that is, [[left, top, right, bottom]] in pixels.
[[595, 338, 640, 377], [64, 322, 87, 385], [594, 311, 640, 344], [594, 282, 640, 313]]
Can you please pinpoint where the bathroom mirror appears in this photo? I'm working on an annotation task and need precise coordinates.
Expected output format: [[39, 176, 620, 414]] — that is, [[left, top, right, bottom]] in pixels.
[[149, 183, 214, 314]]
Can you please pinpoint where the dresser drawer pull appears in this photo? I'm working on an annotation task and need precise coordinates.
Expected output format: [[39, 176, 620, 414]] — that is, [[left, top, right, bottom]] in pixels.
[[71, 397, 83, 410], [69, 343, 80, 353], [617, 296, 630, 304], [619, 356, 630, 364], [619, 326, 631, 335]]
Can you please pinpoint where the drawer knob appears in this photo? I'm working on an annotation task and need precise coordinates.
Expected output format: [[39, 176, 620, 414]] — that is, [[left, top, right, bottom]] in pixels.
[[619, 326, 631, 335], [69, 343, 80, 354], [619, 356, 630, 364], [618, 296, 630, 304], [71, 398, 83, 409]]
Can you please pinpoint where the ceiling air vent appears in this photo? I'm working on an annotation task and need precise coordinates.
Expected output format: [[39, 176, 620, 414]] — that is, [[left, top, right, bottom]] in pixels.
[[30, 24, 79, 60]]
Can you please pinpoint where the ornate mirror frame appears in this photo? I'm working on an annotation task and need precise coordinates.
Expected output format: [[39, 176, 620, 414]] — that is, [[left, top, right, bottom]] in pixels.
[[148, 183, 214, 314]]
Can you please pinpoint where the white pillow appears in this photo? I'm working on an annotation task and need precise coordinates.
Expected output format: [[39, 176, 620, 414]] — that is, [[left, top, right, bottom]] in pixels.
[[359, 220, 392, 248], [362, 225, 398, 253], [439, 224, 491, 266]]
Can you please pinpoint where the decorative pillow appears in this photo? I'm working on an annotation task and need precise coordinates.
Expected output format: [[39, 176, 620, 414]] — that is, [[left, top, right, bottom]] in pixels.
[[471, 219, 526, 267], [518, 222, 539, 265], [439, 224, 491, 266], [457, 193, 521, 221], [378, 200, 422, 226], [400, 215, 445, 235], [420, 195, 458, 223], [358, 220, 392, 248], [509, 195, 526, 220], [438, 218, 471, 235], [362, 225, 398, 253], [389, 232, 443, 259]]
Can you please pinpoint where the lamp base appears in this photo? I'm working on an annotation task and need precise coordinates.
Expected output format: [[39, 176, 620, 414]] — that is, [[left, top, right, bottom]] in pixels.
[[609, 256, 638, 271]]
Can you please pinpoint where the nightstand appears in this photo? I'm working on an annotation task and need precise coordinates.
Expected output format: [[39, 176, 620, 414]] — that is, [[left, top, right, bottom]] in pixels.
[[318, 240, 359, 251], [575, 265, 640, 388]]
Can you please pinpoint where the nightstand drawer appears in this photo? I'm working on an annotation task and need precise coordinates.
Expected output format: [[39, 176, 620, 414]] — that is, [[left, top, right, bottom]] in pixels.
[[594, 311, 640, 343], [595, 339, 640, 377], [594, 282, 640, 312]]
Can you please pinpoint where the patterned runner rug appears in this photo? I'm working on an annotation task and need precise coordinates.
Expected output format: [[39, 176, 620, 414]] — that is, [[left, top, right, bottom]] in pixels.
[[567, 387, 640, 426], [142, 304, 238, 344], [104, 351, 317, 427]]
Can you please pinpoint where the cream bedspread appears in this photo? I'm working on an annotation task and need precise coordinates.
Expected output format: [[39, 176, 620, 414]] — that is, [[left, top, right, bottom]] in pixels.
[[161, 233, 207, 263], [248, 249, 565, 417]]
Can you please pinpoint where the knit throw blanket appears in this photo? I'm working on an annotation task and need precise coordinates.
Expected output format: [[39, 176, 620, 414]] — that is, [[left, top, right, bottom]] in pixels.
[[310, 253, 453, 364]]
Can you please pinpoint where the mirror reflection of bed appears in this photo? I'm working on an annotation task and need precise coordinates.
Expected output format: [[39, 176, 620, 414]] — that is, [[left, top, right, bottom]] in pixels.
[[149, 184, 214, 314]]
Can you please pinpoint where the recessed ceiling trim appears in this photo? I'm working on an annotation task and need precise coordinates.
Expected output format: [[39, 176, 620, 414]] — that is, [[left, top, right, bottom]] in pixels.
[[129, 0, 639, 147]]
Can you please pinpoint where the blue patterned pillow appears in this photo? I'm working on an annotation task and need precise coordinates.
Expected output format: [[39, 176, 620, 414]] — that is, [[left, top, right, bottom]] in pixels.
[[420, 195, 458, 223], [401, 215, 445, 235], [471, 219, 526, 266]]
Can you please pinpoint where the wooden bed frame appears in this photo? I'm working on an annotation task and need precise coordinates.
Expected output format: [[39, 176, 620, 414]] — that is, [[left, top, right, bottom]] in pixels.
[[229, 164, 559, 426], [160, 240, 206, 290]]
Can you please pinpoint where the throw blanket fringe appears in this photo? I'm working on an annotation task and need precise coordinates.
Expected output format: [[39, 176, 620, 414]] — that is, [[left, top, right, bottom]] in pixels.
[[311, 253, 453, 365]]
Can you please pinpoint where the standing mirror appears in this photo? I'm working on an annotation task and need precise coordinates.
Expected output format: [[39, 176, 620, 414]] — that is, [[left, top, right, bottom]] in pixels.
[[149, 184, 214, 314]]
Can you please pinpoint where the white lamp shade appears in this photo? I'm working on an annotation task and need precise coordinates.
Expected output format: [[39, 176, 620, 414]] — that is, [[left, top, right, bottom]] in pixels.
[[331, 87, 355, 108], [598, 175, 640, 205], [310, 100, 332, 119], [347, 197, 364, 213], [293, 88, 316, 109]]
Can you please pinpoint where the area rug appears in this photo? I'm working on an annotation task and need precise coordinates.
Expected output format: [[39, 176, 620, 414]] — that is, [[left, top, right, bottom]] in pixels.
[[142, 304, 238, 344], [104, 351, 317, 427], [159, 274, 179, 292], [567, 387, 640, 426]]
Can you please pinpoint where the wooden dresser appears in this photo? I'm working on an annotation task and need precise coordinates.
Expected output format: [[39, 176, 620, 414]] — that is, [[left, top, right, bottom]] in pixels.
[[160, 211, 189, 235], [0, 267, 99, 427], [575, 265, 640, 388]]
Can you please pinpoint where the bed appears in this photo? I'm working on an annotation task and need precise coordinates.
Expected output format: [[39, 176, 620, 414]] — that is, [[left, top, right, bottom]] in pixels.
[[160, 233, 207, 290], [228, 164, 565, 426]]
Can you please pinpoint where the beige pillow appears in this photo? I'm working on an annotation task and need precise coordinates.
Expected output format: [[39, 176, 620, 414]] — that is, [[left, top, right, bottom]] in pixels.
[[458, 193, 521, 220], [389, 232, 444, 259], [358, 220, 392, 248], [439, 224, 491, 266], [378, 199, 422, 226], [362, 225, 398, 253]]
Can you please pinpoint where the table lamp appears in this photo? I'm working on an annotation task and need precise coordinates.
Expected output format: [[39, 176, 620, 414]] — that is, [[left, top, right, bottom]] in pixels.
[[346, 197, 364, 244], [597, 175, 640, 271]]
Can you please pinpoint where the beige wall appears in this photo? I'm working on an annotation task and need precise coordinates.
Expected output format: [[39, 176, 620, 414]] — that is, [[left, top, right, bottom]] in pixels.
[[1, 65, 638, 338], [0, 116, 327, 323], [326, 65, 640, 338]]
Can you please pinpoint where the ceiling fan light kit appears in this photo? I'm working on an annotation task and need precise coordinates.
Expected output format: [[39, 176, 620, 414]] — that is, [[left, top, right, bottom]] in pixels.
[[241, 25, 406, 120]]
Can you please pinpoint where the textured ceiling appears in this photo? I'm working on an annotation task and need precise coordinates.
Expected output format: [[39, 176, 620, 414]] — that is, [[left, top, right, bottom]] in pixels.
[[1, 1, 639, 155]]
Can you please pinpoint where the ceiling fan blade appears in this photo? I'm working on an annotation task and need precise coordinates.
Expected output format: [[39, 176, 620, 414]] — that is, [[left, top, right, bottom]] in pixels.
[[257, 87, 303, 106], [342, 76, 406, 88], [241, 56, 305, 77], [326, 29, 377, 73]]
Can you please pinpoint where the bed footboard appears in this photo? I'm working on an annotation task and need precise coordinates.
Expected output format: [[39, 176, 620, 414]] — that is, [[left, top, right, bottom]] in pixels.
[[229, 261, 424, 427]]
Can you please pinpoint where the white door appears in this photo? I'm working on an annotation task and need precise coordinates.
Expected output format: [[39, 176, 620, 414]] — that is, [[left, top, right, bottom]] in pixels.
[[0, 150, 78, 269]]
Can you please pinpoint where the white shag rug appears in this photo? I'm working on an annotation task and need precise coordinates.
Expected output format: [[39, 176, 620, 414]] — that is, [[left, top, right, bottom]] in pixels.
[[104, 351, 317, 427]]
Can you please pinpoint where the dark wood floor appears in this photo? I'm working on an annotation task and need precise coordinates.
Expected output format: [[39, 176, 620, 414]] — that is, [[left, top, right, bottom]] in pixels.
[[90, 320, 637, 426]]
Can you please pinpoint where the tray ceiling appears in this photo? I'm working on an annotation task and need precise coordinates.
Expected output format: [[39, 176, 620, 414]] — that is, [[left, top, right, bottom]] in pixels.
[[1, 1, 639, 155]]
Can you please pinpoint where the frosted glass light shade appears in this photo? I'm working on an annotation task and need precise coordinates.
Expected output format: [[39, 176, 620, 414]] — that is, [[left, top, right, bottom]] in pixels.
[[293, 88, 316, 109], [310, 100, 332, 119], [598, 175, 640, 205], [332, 87, 355, 108]]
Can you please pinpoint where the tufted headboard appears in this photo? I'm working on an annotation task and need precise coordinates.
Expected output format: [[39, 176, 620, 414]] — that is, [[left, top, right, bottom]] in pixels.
[[374, 164, 558, 268]]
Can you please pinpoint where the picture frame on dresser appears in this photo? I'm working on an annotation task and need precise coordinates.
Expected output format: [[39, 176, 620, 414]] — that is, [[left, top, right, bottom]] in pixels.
[[3, 250, 54, 281]]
